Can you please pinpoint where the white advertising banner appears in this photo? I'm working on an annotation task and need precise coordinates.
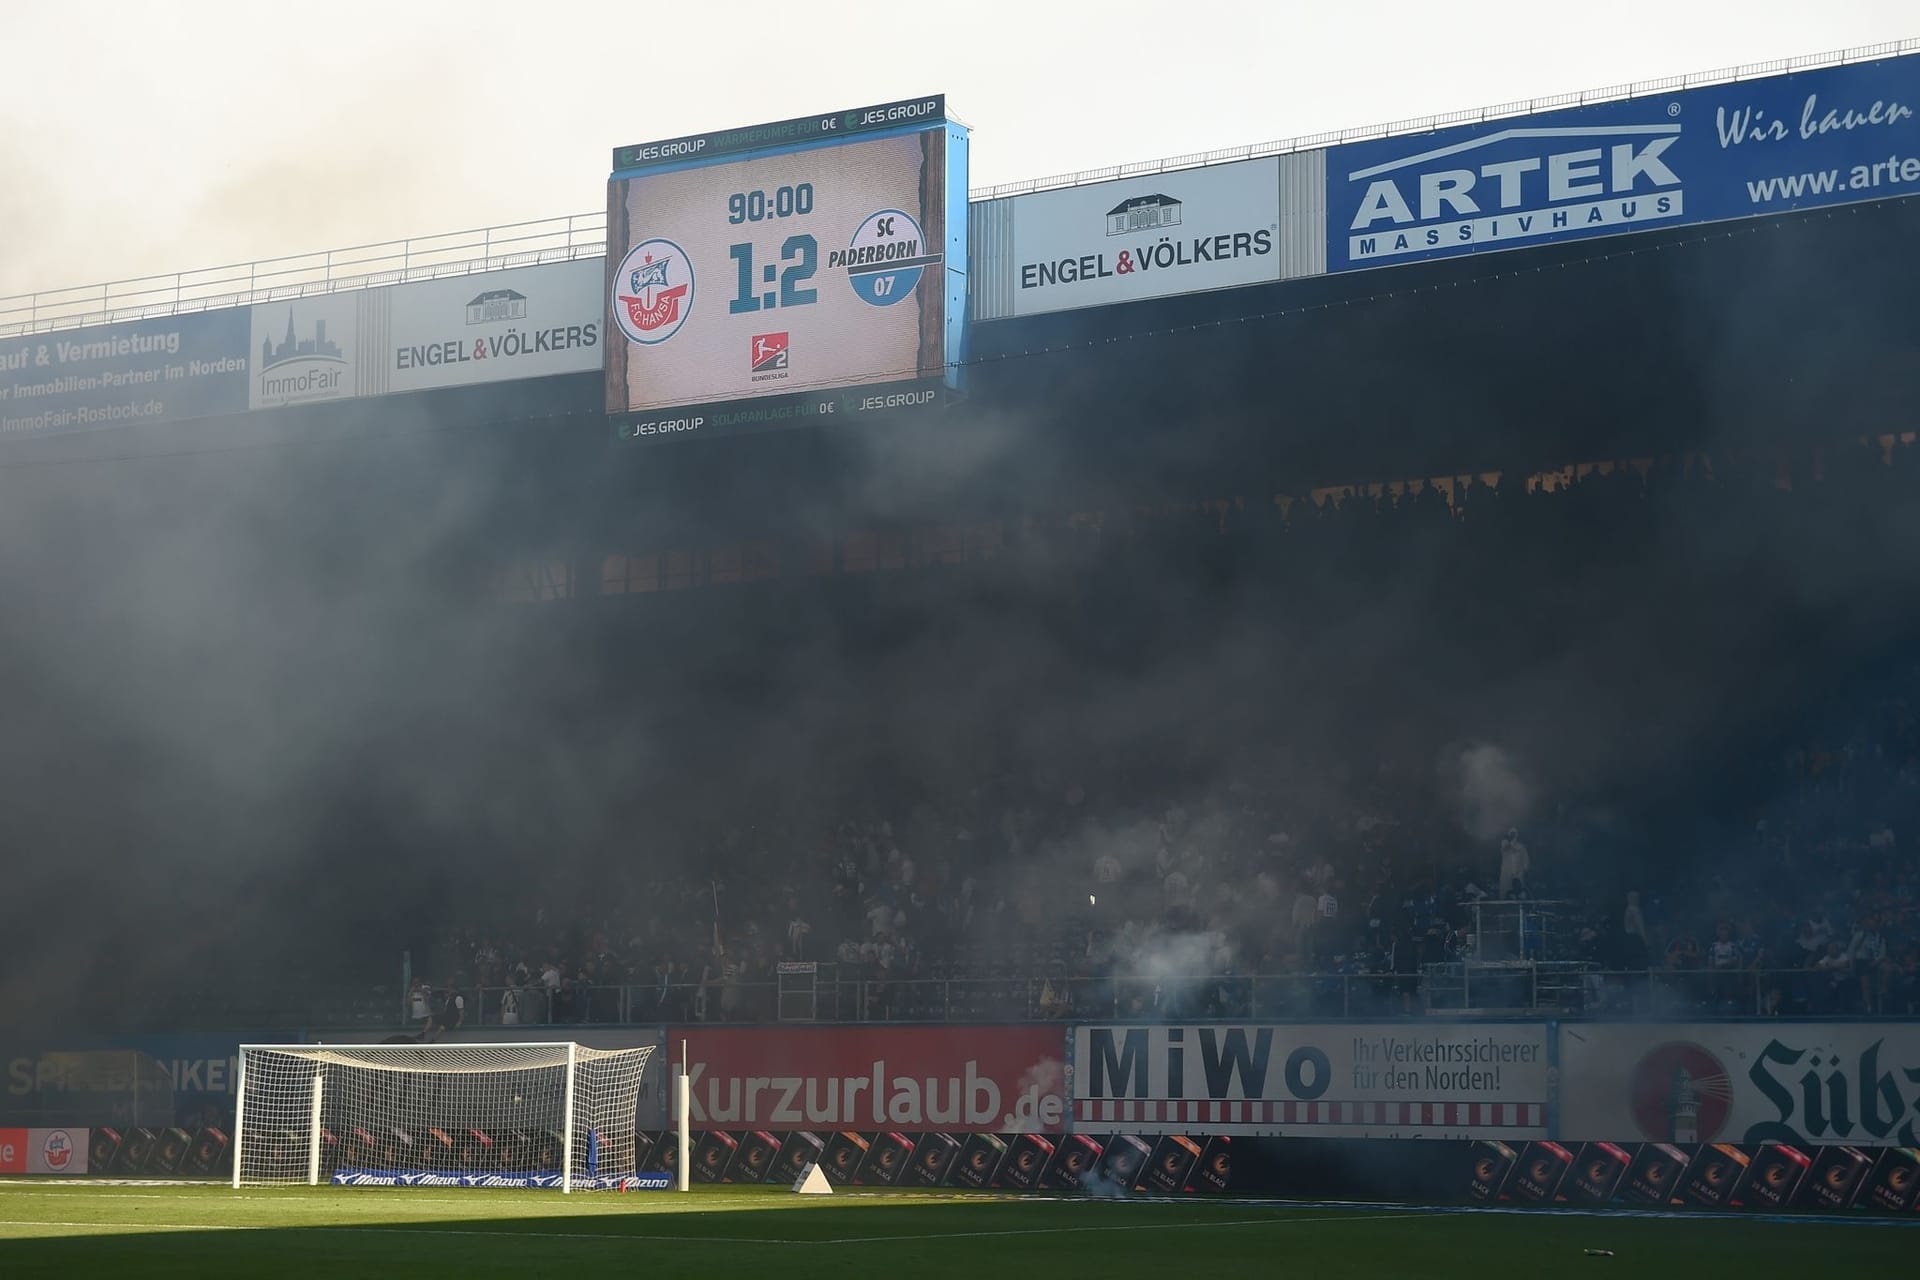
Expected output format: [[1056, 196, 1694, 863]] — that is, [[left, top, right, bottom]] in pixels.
[[1560, 1023, 1920, 1148], [1009, 158, 1281, 317], [1072, 1024, 1548, 1138], [386, 259, 602, 394], [0, 1126, 88, 1174], [248, 292, 370, 410]]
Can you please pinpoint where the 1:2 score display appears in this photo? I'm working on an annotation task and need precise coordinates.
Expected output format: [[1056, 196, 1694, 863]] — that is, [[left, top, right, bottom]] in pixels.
[[728, 237, 817, 315]]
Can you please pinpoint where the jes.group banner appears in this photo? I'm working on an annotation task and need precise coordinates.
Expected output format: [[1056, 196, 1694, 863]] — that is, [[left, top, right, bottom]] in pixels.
[[1327, 51, 1920, 272]]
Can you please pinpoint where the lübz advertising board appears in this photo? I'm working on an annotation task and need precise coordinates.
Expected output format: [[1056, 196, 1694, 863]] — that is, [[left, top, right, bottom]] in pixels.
[[1560, 1023, 1920, 1148]]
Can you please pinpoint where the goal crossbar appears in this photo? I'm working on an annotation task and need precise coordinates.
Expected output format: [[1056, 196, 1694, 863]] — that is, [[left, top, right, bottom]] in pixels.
[[234, 1042, 654, 1192]]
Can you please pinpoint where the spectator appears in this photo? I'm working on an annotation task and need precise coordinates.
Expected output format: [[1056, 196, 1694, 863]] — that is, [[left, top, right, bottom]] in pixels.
[[1499, 829, 1530, 898], [423, 982, 465, 1042], [1622, 892, 1650, 969], [408, 978, 432, 1025], [1849, 913, 1892, 1012]]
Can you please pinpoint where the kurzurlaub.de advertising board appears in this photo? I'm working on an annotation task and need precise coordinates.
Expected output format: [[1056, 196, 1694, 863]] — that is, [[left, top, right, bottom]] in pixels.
[[668, 1025, 1067, 1133], [1007, 158, 1283, 317], [1327, 52, 1920, 271]]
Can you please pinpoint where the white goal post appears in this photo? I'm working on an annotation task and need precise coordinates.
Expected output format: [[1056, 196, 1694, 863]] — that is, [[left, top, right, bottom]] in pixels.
[[234, 1042, 654, 1191]]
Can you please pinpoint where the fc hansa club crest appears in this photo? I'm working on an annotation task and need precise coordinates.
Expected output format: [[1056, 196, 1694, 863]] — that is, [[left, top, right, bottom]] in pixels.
[[612, 238, 694, 345]]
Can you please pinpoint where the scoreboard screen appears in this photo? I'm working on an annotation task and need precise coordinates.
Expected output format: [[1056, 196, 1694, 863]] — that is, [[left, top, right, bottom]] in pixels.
[[605, 97, 966, 434]]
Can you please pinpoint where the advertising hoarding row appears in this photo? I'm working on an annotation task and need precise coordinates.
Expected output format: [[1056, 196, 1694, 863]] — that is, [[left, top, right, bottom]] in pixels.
[[673, 1021, 1920, 1148], [1324, 51, 1920, 271], [13, 1021, 1919, 1150], [3, 54, 1914, 442], [0, 1127, 88, 1174], [0, 259, 604, 439], [964, 52, 1920, 321], [1468, 1138, 1920, 1214]]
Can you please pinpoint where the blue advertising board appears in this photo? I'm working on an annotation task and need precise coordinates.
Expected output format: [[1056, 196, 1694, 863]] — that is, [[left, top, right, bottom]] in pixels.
[[0, 310, 251, 438], [1327, 53, 1920, 273]]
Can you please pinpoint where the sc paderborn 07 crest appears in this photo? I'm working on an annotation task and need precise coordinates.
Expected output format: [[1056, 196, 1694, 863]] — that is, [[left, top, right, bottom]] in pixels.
[[834, 209, 939, 308], [612, 238, 694, 345]]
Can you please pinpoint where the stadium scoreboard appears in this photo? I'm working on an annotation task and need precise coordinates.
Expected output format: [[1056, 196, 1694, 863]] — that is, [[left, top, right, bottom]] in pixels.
[[605, 96, 967, 441]]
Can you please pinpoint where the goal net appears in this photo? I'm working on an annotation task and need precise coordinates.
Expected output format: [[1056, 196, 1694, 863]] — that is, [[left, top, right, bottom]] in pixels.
[[234, 1043, 654, 1191]]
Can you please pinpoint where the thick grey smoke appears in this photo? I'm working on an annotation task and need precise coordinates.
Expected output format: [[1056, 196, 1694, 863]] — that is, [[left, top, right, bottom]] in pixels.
[[0, 199, 1915, 1041], [1445, 743, 1533, 844]]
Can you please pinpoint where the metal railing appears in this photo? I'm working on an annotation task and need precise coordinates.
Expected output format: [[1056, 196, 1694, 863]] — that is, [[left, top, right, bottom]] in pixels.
[[971, 37, 1920, 200], [392, 967, 1917, 1031], [0, 213, 608, 338], [4, 38, 1914, 339]]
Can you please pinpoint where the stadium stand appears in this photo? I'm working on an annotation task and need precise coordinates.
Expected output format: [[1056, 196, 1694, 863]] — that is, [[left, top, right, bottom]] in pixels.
[[365, 434, 1916, 1030]]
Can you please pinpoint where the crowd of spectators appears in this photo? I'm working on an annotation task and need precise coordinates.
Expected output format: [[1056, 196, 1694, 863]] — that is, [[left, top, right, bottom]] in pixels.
[[417, 434, 1920, 1026]]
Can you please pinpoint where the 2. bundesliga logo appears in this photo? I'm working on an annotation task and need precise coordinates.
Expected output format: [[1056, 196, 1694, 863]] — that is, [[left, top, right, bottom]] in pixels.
[[612, 238, 693, 345], [751, 331, 789, 373]]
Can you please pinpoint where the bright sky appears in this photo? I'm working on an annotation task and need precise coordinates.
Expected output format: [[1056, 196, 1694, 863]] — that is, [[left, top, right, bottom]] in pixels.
[[0, 0, 1911, 297]]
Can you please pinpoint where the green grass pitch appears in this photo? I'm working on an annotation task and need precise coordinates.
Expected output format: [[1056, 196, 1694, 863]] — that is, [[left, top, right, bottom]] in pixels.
[[0, 1181, 1910, 1277]]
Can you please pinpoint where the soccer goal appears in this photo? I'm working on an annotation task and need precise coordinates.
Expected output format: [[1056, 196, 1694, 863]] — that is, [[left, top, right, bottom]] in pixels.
[[233, 1042, 654, 1191]]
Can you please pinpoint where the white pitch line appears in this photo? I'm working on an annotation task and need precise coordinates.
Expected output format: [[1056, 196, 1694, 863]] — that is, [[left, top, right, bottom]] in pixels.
[[821, 1210, 1430, 1244], [345, 1226, 803, 1245], [0, 1192, 186, 1200], [0, 1220, 241, 1232], [0, 1220, 805, 1245], [0, 1212, 1423, 1249]]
